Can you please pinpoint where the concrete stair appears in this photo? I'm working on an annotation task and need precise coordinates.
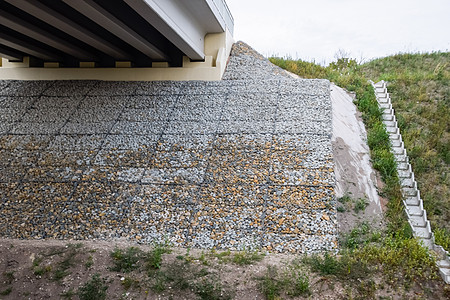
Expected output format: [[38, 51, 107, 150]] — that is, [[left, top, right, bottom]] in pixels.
[[372, 80, 450, 284]]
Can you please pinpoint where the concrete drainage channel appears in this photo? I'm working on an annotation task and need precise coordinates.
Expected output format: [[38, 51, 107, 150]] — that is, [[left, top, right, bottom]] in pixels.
[[372, 80, 450, 284]]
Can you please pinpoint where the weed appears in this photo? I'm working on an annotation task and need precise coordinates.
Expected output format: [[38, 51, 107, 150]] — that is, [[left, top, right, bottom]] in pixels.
[[150, 260, 191, 293], [198, 251, 209, 266], [3, 271, 14, 284], [121, 276, 140, 290], [258, 263, 310, 299], [211, 249, 231, 263], [351, 234, 438, 286], [434, 228, 450, 252], [85, 255, 94, 269], [340, 222, 376, 249], [32, 256, 42, 267], [284, 267, 310, 297], [145, 241, 172, 270], [354, 198, 369, 213], [338, 194, 352, 204], [110, 247, 142, 273], [194, 277, 232, 300], [305, 253, 342, 276], [0, 287, 12, 296], [232, 249, 265, 265], [151, 272, 169, 293], [78, 274, 108, 300], [258, 266, 280, 300], [337, 205, 346, 212], [60, 288, 76, 299], [197, 268, 209, 279], [33, 256, 51, 277], [53, 269, 71, 282], [52, 245, 79, 282]]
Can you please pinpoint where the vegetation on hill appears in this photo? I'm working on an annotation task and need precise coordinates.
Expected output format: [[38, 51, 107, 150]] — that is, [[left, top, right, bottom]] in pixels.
[[270, 52, 450, 252]]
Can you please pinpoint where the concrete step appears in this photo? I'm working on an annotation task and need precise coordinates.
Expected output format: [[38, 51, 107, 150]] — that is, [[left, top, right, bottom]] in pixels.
[[437, 259, 450, 269], [383, 120, 396, 127], [414, 226, 432, 239], [386, 126, 398, 134], [395, 154, 408, 163], [391, 139, 402, 147], [379, 102, 392, 109], [377, 92, 389, 99], [406, 205, 423, 216], [398, 169, 412, 178], [390, 134, 400, 141], [419, 236, 434, 249], [433, 244, 449, 259], [377, 95, 389, 103], [405, 196, 420, 206], [409, 214, 427, 227], [382, 113, 394, 121], [375, 87, 386, 93], [389, 127, 400, 136], [397, 162, 409, 170], [383, 108, 395, 116], [401, 178, 415, 188], [403, 187, 418, 197], [440, 268, 450, 284], [393, 146, 405, 155], [374, 81, 385, 88]]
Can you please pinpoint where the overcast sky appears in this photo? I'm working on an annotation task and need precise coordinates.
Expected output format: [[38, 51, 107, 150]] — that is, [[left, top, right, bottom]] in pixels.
[[225, 0, 450, 64]]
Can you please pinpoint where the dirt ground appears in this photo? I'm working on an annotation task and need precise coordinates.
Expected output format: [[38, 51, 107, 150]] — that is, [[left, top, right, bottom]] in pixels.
[[1, 238, 448, 299]]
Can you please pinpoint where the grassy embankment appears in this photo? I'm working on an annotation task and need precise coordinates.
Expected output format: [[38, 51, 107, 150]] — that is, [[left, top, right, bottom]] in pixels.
[[270, 52, 449, 252]]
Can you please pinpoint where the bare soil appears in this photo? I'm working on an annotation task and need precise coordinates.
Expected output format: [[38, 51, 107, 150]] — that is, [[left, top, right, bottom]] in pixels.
[[1, 238, 448, 300]]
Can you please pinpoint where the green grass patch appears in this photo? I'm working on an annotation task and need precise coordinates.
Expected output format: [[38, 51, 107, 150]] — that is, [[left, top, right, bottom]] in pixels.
[[0, 287, 12, 296], [194, 277, 233, 300], [434, 228, 450, 253], [121, 276, 140, 291], [232, 249, 265, 265], [145, 241, 172, 271], [257, 263, 311, 300], [271, 52, 447, 290], [110, 246, 142, 273], [78, 274, 108, 300]]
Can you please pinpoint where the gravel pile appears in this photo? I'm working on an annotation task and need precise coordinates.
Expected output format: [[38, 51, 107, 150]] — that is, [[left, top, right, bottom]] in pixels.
[[222, 41, 293, 80], [0, 43, 336, 253]]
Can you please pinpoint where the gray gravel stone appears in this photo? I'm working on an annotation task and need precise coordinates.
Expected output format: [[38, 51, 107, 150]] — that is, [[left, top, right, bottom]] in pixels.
[[0, 41, 336, 253]]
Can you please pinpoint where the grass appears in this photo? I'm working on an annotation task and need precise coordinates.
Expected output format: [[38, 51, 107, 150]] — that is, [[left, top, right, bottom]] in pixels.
[[110, 246, 142, 273], [194, 277, 233, 300], [231, 249, 265, 265], [78, 274, 108, 300], [52, 245, 79, 282], [361, 52, 450, 250], [258, 263, 311, 300], [145, 241, 172, 270], [121, 276, 140, 290], [60, 288, 76, 299], [270, 53, 449, 242], [85, 255, 94, 269], [270, 52, 448, 294], [337, 194, 369, 213]]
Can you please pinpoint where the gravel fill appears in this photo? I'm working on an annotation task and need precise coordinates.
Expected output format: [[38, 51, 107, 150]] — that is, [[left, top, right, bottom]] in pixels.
[[0, 42, 336, 253]]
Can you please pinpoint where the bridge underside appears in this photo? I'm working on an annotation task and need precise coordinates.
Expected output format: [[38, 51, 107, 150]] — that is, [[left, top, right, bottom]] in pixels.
[[0, 0, 234, 80]]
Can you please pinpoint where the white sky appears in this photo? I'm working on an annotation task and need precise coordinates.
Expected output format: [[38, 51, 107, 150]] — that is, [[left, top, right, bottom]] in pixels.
[[225, 0, 450, 64]]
